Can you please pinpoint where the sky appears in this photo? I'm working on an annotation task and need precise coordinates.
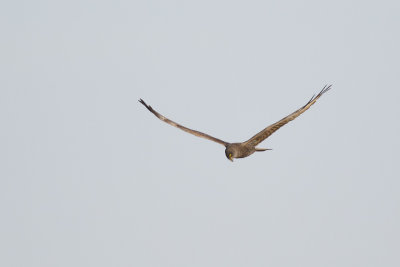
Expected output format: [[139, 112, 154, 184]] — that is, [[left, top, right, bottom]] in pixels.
[[1, 0, 400, 266]]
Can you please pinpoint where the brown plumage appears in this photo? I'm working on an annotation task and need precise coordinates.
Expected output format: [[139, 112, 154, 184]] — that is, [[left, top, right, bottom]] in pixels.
[[139, 85, 331, 161]]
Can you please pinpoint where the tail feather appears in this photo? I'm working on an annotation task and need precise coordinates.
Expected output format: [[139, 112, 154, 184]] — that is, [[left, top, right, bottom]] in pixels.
[[255, 148, 272, 152]]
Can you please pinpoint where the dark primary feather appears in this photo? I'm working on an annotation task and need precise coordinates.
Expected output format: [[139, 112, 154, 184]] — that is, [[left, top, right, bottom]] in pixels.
[[244, 85, 332, 147], [139, 99, 229, 147]]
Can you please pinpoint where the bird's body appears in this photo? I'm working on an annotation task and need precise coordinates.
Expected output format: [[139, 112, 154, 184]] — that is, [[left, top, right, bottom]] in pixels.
[[225, 143, 256, 159], [139, 85, 331, 162], [225, 143, 269, 160]]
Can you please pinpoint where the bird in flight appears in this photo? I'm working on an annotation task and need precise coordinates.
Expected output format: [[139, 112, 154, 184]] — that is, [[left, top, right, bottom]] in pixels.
[[139, 85, 331, 162]]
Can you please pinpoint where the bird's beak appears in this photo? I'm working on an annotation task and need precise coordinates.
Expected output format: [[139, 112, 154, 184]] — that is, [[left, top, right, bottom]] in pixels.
[[229, 156, 233, 162]]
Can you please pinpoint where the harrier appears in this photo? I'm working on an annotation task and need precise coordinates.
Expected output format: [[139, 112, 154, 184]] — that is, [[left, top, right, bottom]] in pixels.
[[139, 85, 331, 161]]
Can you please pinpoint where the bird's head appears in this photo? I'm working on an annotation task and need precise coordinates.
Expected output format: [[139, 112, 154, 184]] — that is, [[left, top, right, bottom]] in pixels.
[[225, 146, 236, 162]]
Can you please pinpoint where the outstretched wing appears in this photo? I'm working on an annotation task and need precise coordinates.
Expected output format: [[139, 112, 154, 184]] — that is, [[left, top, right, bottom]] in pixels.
[[139, 99, 229, 147], [244, 85, 332, 147]]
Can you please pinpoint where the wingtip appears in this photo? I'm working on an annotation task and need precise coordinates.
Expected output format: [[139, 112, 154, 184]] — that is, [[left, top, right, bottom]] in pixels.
[[322, 84, 333, 93], [317, 84, 333, 97], [139, 98, 147, 106], [138, 98, 153, 111]]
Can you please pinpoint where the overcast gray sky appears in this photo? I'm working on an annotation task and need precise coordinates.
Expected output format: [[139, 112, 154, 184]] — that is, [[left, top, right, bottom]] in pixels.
[[1, 0, 400, 266]]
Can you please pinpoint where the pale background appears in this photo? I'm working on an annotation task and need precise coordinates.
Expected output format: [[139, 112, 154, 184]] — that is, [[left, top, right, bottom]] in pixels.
[[1, 0, 399, 266]]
